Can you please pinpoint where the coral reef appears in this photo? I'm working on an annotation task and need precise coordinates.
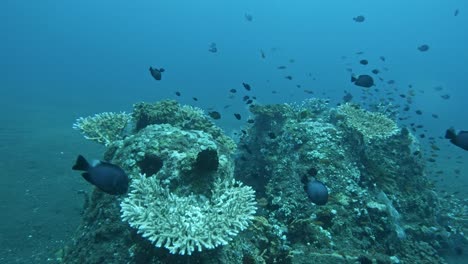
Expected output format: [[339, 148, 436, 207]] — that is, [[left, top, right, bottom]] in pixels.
[[235, 99, 466, 263], [62, 99, 467, 264]]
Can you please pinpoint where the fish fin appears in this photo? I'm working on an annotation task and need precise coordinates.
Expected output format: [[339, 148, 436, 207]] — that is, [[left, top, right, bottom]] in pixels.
[[81, 172, 94, 184], [351, 76, 356, 82], [72, 155, 90, 171], [445, 128, 456, 139], [91, 160, 101, 167]]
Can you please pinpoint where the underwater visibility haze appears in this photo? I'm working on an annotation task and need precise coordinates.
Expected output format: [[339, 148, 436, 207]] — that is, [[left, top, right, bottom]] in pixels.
[[1, 0, 468, 263]]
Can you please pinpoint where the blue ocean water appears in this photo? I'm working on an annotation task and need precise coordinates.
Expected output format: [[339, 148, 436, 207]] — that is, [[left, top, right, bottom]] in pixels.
[[1, 0, 467, 263]]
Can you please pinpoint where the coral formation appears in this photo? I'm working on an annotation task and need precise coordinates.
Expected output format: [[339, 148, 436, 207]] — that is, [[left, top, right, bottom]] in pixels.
[[62, 99, 467, 264], [73, 112, 131, 146], [336, 103, 400, 142], [120, 174, 256, 255]]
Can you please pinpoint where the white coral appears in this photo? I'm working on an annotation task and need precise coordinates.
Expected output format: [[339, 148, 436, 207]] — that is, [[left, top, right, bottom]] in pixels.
[[73, 112, 131, 146], [120, 174, 257, 255]]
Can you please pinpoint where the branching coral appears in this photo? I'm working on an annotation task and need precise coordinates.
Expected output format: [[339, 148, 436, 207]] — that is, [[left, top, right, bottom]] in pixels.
[[73, 112, 131, 146], [120, 173, 257, 255]]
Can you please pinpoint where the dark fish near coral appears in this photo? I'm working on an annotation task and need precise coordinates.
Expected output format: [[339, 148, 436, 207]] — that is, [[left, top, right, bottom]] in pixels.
[[242, 82, 251, 91], [306, 180, 328, 205], [72, 155, 129, 195], [149, 67, 165, 81], [343, 91, 353, 102], [230, 88, 237, 93], [351, 74, 374, 88], [175, 91, 181, 96], [359, 59, 368, 65], [445, 128, 468, 151], [208, 111, 221, 120], [234, 113, 241, 120], [418, 44, 430, 52], [353, 15, 365, 22], [371, 69, 380, 74]]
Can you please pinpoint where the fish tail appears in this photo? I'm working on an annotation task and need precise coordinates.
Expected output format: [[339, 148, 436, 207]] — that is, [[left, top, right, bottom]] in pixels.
[[72, 155, 90, 171], [351, 76, 356, 82], [445, 128, 456, 140]]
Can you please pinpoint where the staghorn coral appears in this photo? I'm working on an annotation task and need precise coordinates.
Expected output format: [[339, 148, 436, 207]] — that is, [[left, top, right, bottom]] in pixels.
[[73, 112, 131, 146], [120, 173, 257, 255]]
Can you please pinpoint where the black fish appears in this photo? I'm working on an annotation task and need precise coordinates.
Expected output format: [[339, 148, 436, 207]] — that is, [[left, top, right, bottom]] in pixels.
[[234, 113, 241, 120], [445, 128, 468, 151], [72, 155, 129, 195], [418, 44, 430, 52], [277, 66, 287, 69], [380, 56, 386, 61], [229, 88, 237, 93], [149, 67, 165, 81], [245, 13, 253, 22], [351, 74, 374, 88], [260, 50, 266, 59], [192, 97, 198, 101], [343, 91, 353, 102], [353, 15, 365, 22], [208, 111, 221, 120], [175, 91, 181, 96], [242, 82, 251, 91], [359, 59, 368, 65], [305, 180, 328, 205], [454, 9, 459, 16], [372, 69, 380, 74], [285, 76, 293, 80], [208, 42, 217, 53]]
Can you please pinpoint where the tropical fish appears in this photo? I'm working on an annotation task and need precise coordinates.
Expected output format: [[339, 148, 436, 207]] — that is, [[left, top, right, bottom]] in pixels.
[[72, 155, 129, 195]]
